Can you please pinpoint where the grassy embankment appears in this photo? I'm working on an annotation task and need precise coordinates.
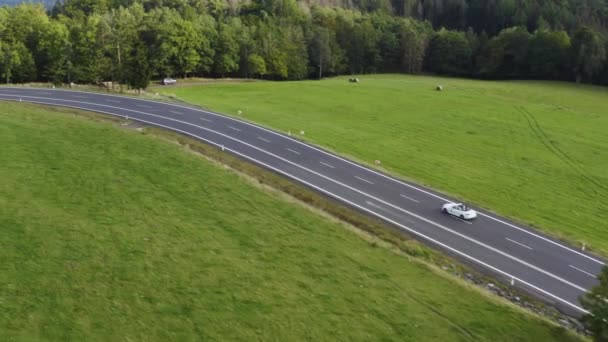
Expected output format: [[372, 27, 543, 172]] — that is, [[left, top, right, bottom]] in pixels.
[[158, 75, 608, 254], [0, 103, 582, 341]]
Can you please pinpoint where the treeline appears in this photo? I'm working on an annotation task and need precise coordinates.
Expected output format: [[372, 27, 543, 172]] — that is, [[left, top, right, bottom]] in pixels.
[[0, 0, 606, 89], [360, 0, 608, 35]]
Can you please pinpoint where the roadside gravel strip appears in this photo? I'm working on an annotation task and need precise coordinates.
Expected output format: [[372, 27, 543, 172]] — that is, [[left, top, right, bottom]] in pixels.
[[2, 87, 604, 317]]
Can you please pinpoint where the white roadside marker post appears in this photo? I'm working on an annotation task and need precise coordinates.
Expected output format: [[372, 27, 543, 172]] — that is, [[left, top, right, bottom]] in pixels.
[[510, 278, 515, 286], [582, 243, 586, 251]]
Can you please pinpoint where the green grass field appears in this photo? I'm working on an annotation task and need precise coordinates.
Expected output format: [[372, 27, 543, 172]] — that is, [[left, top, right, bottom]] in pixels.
[[158, 75, 608, 254], [0, 103, 582, 341]]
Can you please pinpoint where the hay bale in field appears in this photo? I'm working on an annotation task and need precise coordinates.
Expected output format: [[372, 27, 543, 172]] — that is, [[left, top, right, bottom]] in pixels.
[[436, 85, 443, 91]]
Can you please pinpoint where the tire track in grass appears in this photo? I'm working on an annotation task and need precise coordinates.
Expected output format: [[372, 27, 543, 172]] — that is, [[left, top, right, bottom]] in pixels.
[[523, 106, 607, 192], [517, 106, 608, 202], [519, 106, 600, 193]]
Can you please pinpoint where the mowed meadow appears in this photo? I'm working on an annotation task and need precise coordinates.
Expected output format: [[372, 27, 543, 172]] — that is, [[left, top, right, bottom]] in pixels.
[[0, 103, 582, 341], [160, 75, 608, 254]]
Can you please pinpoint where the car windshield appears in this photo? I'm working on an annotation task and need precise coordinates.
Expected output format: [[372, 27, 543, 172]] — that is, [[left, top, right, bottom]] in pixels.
[[458, 204, 470, 211]]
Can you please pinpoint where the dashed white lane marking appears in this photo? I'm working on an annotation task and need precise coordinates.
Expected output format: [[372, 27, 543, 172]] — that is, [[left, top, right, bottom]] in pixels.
[[506, 238, 534, 250], [170, 110, 183, 115], [200, 117, 212, 122], [71, 95, 88, 99], [228, 126, 242, 132], [319, 161, 335, 169], [106, 99, 121, 103], [137, 104, 153, 109], [257, 137, 271, 143], [569, 265, 597, 279], [400, 194, 420, 203], [354, 176, 374, 185], [286, 148, 300, 155]]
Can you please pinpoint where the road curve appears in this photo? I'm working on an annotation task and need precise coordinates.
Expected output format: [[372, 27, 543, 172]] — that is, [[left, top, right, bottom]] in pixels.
[[1, 87, 604, 317]]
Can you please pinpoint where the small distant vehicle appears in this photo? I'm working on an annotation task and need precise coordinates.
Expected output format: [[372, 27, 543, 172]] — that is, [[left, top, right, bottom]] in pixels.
[[162, 78, 177, 85], [442, 203, 477, 220]]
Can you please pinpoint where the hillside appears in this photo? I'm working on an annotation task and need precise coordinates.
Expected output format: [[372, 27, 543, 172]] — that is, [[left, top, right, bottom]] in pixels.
[[159, 75, 608, 255], [0, 102, 583, 341]]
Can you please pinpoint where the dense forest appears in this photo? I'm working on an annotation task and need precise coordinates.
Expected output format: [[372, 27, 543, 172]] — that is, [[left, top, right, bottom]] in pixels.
[[0, 0, 606, 89]]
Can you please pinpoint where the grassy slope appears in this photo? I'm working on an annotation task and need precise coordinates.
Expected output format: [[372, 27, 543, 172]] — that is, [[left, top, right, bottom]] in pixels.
[[0, 103, 581, 341], [159, 75, 608, 254]]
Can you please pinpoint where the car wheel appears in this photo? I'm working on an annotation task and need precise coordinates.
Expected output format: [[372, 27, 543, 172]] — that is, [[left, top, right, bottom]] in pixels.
[[442, 208, 447, 213], [460, 215, 465, 219]]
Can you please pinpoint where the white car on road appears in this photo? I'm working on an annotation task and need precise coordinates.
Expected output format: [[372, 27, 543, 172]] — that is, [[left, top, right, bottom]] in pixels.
[[162, 77, 177, 85], [442, 203, 477, 220]]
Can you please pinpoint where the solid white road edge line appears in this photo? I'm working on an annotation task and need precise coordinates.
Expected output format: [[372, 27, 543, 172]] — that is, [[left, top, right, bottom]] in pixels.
[[569, 265, 597, 279], [2, 96, 590, 314], [506, 238, 534, 250], [19, 88, 607, 266], [0, 93, 590, 295]]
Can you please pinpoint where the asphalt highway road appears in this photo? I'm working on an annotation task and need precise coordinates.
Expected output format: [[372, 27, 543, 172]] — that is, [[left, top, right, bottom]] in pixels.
[[1, 87, 605, 317]]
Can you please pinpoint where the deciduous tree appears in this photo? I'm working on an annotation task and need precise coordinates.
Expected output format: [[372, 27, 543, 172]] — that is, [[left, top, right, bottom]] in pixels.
[[571, 26, 606, 83], [581, 266, 608, 341], [309, 26, 331, 79], [428, 28, 471, 74]]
